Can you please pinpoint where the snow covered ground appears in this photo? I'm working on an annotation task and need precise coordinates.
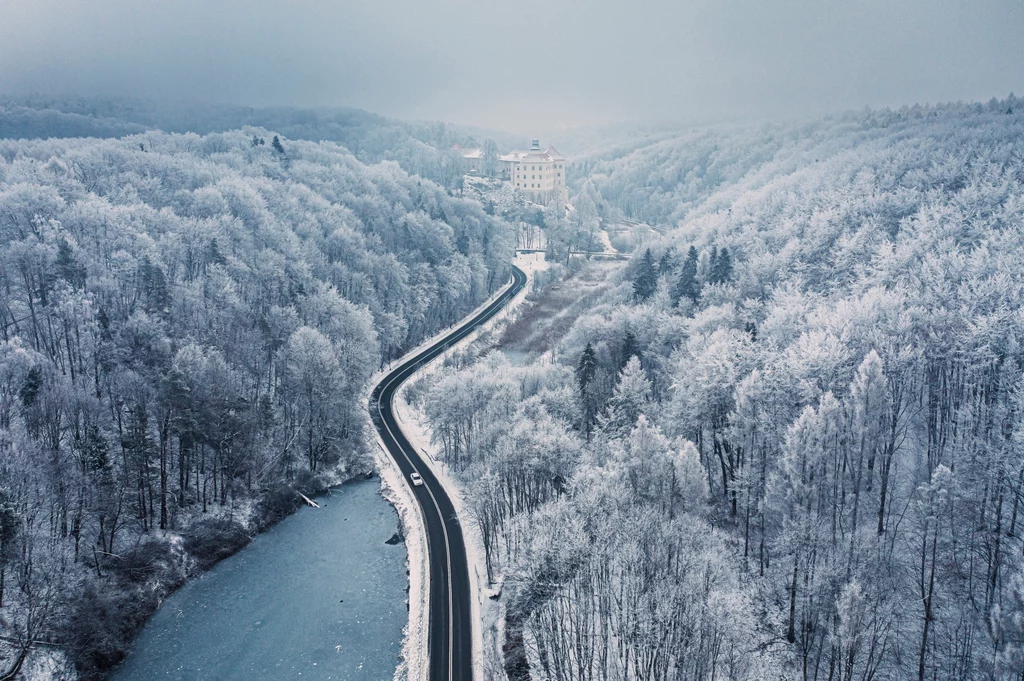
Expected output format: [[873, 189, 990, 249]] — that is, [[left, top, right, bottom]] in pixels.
[[596, 229, 616, 253]]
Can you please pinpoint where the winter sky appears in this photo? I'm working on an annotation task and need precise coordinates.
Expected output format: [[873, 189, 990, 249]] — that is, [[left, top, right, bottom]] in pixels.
[[1, 0, 1022, 132]]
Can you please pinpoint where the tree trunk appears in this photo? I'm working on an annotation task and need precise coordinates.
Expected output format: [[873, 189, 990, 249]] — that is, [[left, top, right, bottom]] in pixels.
[[787, 555, 799, 644]]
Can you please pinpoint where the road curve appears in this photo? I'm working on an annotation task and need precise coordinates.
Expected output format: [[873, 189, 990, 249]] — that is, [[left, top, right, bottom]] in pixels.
[[370, 264, 527, 681]]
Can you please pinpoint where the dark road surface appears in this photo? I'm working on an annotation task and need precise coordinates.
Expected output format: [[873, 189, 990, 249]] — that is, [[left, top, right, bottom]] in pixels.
[[370, 263, 527, 681]]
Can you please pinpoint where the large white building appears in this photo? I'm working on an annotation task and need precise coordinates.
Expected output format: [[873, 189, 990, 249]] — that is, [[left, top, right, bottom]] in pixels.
[[499, 139, 567, 208]]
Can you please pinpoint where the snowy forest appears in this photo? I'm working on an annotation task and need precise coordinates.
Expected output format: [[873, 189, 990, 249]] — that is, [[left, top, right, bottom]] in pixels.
[[3, 90, 1024, 681], [0, 126, 513, 677], [413, 97, 1024, 681]]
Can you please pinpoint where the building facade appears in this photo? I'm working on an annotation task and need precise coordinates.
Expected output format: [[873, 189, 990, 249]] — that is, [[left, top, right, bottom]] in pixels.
[[499, 139, 567, 207], [455, 146, 484, 174]]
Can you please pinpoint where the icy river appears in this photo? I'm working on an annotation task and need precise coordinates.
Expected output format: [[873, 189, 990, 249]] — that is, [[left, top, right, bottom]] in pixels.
[[108, 477, 408, 681]]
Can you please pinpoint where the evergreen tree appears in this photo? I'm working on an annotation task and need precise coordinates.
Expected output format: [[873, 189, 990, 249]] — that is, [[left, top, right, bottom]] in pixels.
[[207, 237, 227, 267], [711, 246, 733, 283], [124, 402, 153, 529], [658, 247, 677, 278], [139, 256, 171, 317], [576, 342, 597, 393], [633, 248, 658, 301], [602, 356, 652, 434], [673, 246, 700, 306], [619, 330, 641, 370], [55, 237, 86, 289], [0, 488, 18, 609], [81, 424, 110, 473], [272, 135, 285, 154], [19, 366, 43, 408], [576, 342, 598, 438]]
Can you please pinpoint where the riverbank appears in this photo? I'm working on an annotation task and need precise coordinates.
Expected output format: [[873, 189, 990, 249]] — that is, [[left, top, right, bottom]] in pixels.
[[105, 476, 408, 681], [2, 454, 386, 680]]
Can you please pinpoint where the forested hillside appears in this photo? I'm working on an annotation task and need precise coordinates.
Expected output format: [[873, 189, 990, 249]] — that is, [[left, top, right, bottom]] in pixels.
[[419, 98, 1024, 680], [583, 95, 1023, 227], [0, 129, 512, 677], [0, 96, 526, 189]]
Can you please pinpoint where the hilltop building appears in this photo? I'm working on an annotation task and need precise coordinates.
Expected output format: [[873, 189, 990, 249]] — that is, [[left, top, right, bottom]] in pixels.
[[453, 145, 484, 174], [499, 139, 567, 208]]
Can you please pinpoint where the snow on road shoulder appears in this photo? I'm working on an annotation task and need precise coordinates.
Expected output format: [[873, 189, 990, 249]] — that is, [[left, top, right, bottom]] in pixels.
[[374, 440, 428, 681], [396, 379, 494, 681], [366, 254, 542, 681], [391, 252, 543, 681]]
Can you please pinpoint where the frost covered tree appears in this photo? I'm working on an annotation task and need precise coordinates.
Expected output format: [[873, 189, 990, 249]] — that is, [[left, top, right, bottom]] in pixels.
[[672, 245, 700, 307], [631, 248, 658, 301], [601, 356, 651, 435], [575, 342, 598, 437]]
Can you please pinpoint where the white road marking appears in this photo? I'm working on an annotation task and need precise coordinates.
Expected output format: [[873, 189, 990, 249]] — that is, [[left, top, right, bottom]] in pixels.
[[372, 269, 523, 681]]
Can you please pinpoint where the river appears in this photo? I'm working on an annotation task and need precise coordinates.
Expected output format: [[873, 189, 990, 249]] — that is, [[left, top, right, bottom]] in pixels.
[[107, 477, 408, 681]]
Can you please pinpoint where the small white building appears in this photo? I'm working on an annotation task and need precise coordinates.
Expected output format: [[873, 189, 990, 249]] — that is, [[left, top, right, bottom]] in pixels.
[[454, 145, 484, 174], [499, 139, 567, 208]]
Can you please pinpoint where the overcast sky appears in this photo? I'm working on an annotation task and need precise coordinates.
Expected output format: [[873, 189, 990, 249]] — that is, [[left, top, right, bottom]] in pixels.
[[1, 0, 1022, 133]]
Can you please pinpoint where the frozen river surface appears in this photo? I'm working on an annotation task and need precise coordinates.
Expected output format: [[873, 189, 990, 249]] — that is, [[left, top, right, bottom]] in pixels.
[[108, 477, 407, 681]]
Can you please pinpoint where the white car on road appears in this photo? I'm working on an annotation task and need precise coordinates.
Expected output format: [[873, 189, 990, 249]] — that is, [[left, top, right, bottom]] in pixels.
[[410, 472, 424, 487]]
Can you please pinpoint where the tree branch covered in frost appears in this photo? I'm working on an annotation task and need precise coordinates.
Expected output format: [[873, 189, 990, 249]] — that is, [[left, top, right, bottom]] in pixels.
[[419, 98, 1024, 680], [0, 128, 514, 678]]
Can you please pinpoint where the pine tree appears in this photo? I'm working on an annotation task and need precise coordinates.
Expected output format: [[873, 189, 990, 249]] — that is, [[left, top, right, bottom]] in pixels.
[[82, 424, 110, 472], [124, 402, 153, 529], [658, 247, 677, 278], [633, 248, 658, 301], [619, 331, 641, 371], [19, 366, 43, 408], [272, 135, 285, 154], [55, 237, 85, 289], [207, 238, 227, 267], [576, 342, 597, 393], [0, 488, 18, 609], [576, 342, 598, 438], [673, 246, 700, 306], [602, 356, 652, 434], [139, 256, 171, 317], [711, 246, 733, 283]]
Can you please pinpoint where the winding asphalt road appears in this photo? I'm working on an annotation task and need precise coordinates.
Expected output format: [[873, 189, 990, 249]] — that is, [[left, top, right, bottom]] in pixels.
[[370, 263, 527, 681]]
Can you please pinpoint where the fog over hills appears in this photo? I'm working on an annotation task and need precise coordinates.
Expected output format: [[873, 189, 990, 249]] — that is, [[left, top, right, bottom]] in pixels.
[[2, 1, 1022, 130]]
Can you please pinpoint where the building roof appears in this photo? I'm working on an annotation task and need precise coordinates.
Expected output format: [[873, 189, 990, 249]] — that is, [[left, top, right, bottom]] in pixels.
[[499, 146, 565, 163]]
